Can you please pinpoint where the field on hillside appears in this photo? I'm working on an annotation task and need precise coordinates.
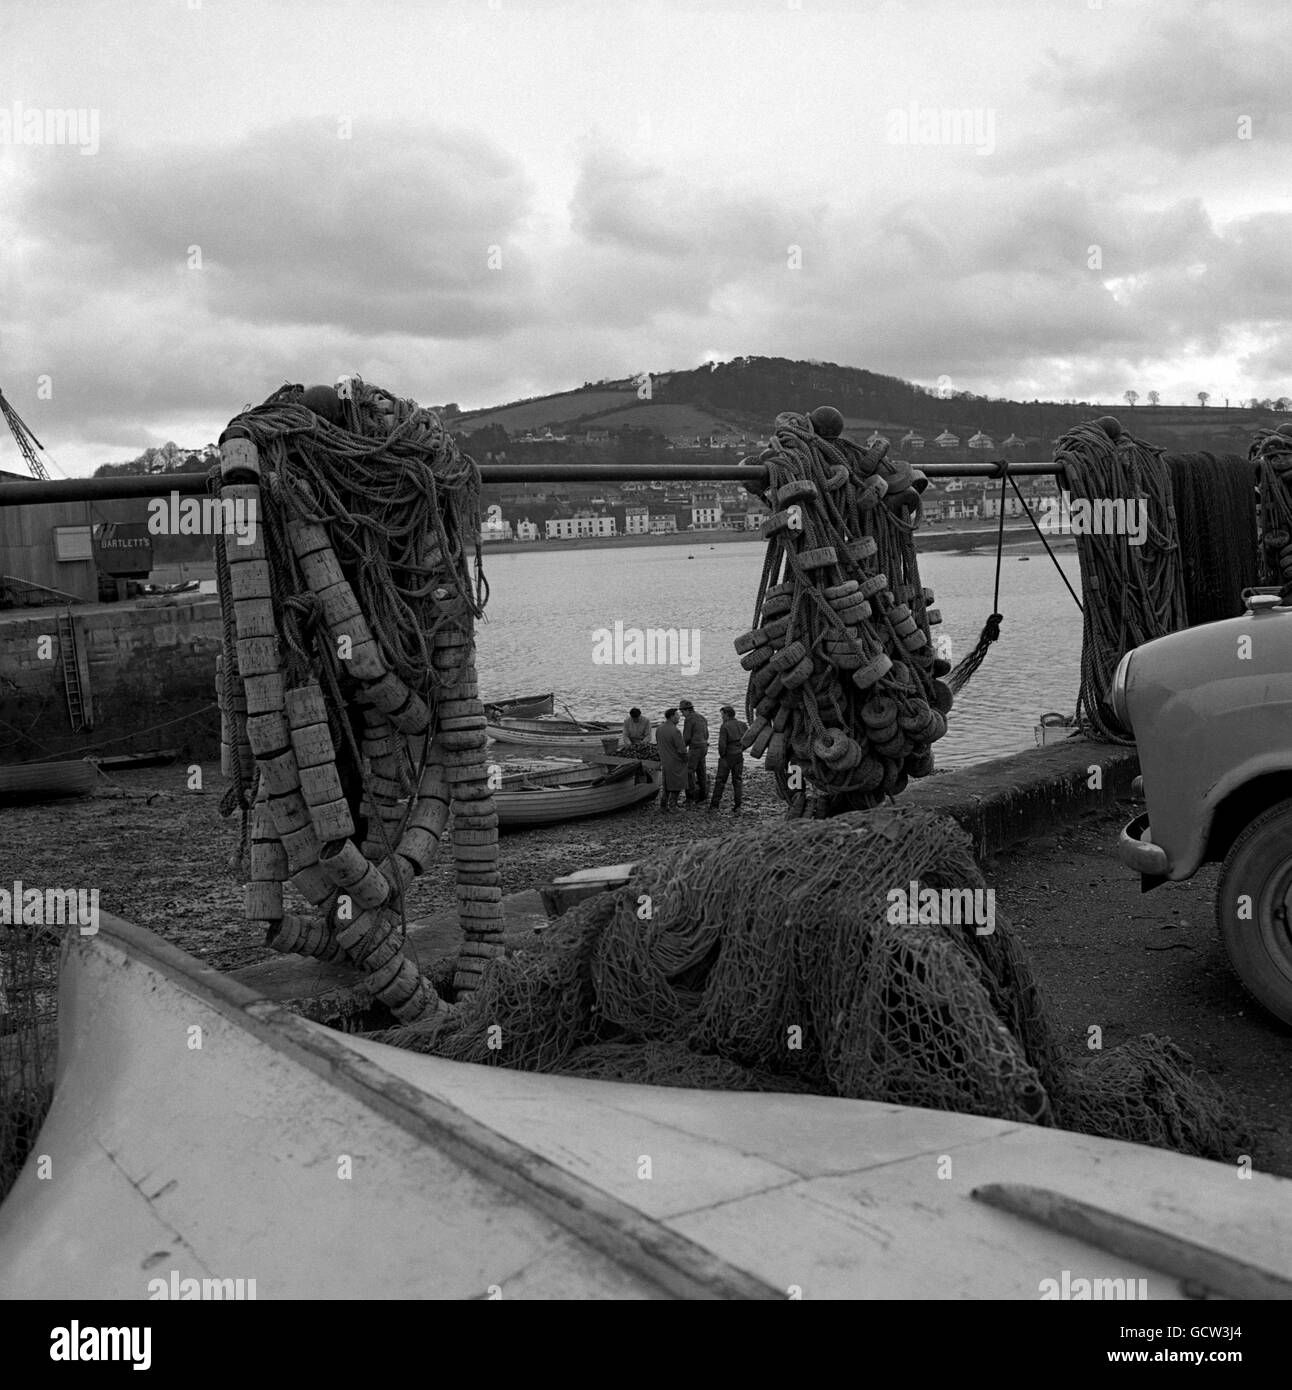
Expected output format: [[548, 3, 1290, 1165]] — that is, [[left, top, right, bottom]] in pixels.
[[454, 389, 634, 432], [584, 402, 755, 436]]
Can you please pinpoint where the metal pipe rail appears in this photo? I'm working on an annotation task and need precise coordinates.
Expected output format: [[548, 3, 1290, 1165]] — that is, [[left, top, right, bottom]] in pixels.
[[0, 459, 1061, 507]]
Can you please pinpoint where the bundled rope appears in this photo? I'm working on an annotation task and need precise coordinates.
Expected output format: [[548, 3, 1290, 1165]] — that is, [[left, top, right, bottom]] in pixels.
[[1056, 418, 1187, 742], [1251, 424, 1292, 594], [733, 408, 954, 818], [1162, 452, 1259, 625], [372, 808, 1246, 1162], [212, 375, 505, 1021]]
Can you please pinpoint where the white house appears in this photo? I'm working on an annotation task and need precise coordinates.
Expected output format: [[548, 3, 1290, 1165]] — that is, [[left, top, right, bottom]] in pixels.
[[515, 518, 540, 542], [900, 430, 926, 450], [481, 516, 513, 543], [968, 430, 994, 450], [934, 429, 961, 448], [623, 505, 650, 536], [650, 513, 678, 534], [690, 504, 723, 530]]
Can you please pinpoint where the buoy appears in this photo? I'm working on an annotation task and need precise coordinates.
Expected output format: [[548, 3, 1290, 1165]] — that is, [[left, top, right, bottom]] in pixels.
[[301, 384, 344, 426], [1096, 415, 1122, 442], [809, 405, 845, 439]]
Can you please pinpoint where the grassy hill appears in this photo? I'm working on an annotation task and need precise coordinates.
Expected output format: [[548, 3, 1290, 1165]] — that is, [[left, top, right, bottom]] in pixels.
[[451, 357, 1289, 458]]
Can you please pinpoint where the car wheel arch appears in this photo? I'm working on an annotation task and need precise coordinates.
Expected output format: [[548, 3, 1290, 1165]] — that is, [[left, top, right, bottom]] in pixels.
[[1204, 771, 1292, 866]]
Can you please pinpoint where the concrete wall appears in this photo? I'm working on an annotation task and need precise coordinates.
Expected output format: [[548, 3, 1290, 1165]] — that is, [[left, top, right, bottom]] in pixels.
[[0, 598, 222, 762]]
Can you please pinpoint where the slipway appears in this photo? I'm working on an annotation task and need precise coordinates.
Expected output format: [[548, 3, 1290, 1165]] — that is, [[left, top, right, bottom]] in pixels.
[[1, 912, 1289, 1299]]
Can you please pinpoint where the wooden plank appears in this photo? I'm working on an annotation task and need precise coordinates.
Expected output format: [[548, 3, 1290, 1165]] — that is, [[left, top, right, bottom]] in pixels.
[[971, 1183, 1292, 1300]]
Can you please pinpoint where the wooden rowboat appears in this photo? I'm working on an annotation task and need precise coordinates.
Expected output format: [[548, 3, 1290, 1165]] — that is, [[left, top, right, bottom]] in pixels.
[[486, 715, 618, 751], [0, 759, 96, 804], [495, 759, 659, 828], [483, 692, 555, 718], [2, 912, 1290, 1299]]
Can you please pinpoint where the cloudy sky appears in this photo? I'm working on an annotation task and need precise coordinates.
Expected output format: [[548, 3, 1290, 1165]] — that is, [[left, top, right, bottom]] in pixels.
[[2, 0, 1289, 476]]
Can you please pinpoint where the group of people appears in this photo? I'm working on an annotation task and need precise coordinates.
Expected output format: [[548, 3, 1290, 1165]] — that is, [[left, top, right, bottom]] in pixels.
[[618, 702, 748, 814]]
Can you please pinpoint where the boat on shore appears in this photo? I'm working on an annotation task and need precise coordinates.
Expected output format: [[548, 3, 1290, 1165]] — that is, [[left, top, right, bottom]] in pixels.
[[482, 691, 555, 718], [2, 912, 1290, 1299], [495, 757, 659, 828], [486, 715, 618, 751]]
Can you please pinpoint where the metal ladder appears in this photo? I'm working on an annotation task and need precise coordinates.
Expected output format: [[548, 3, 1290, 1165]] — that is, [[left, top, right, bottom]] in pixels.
[[56, 609, 87, 732]]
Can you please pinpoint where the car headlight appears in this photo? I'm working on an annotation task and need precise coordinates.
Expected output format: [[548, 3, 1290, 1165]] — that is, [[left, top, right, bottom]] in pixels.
[[1110, 650, 1134, 729]]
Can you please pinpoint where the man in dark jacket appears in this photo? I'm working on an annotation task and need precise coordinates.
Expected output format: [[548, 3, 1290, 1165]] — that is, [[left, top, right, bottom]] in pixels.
[[679, 698, 709, 804], [655, 708, 688, 812], [709, 704, 747, 812]]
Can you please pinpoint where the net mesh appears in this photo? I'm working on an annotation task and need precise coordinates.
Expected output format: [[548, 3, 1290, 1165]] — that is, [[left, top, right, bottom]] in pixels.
[[375, 808, 1245, 1161]]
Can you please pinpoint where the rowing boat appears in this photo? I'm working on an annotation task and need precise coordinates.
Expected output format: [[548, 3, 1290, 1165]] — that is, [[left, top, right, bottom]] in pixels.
[[495, 759, 659, 828], [483, 692, 555, 718], [486, 715, 617, 751], [3, 912, 1291, 1299], [0, 759, 96, 803]]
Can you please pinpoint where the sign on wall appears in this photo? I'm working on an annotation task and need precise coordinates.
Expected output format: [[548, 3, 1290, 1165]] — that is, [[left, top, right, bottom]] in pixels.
[[53, 525, 94, 562], [92, 521, 154, 576]]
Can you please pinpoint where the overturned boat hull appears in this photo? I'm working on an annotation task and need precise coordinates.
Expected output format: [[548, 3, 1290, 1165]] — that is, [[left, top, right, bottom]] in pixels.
[[1, 914, 1289, 1299]]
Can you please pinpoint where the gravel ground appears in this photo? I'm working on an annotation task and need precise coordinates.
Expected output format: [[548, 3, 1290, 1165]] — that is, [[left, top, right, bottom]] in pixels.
[[1, 760, 785, 973], [5, 766, 1290, 1176]]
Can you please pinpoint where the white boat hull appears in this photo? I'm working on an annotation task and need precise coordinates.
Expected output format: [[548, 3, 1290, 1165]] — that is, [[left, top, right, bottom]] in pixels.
[[487, 721, 614, 751], [2, 914, 1290, 1299], [496, 768, 661, 827]]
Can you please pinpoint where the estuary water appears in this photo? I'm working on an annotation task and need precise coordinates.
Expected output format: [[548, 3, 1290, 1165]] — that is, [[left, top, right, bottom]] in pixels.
[[473, 540, 1084, 769]]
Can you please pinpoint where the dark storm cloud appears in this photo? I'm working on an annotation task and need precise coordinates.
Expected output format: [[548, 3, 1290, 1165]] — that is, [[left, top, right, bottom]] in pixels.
[[19, 117, 540, 336]]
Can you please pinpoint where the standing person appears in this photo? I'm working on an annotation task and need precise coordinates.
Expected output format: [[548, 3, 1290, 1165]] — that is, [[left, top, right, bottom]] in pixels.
[[655, 708, 688, 813], [678, 698, 709, 805], [619, 706, 651, 753], [709, 704, 747, 813]]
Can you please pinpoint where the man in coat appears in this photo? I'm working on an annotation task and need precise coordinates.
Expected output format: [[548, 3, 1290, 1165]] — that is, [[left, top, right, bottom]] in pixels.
[[708, 704, 747, 813], [655, 707, 688, 813], [679, 698, 709, 804]]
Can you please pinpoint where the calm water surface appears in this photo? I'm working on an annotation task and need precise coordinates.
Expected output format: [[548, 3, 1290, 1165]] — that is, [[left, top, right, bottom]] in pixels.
[[473, 542, 1084, 769]]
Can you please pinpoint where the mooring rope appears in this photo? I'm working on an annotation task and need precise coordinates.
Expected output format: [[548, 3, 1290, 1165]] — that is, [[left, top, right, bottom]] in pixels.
[[1055, 419, 1187, 742], [1163, 452, 1259, 624], [946, 465, 1009, 696]]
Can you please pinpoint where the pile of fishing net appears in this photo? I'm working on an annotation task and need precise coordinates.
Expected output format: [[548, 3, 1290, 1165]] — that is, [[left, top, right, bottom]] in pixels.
[[375, 808, 1246, 1161]]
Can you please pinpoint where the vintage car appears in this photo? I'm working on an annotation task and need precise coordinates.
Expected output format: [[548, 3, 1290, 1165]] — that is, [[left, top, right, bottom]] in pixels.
[[1113, 589, 1292, 1025]]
